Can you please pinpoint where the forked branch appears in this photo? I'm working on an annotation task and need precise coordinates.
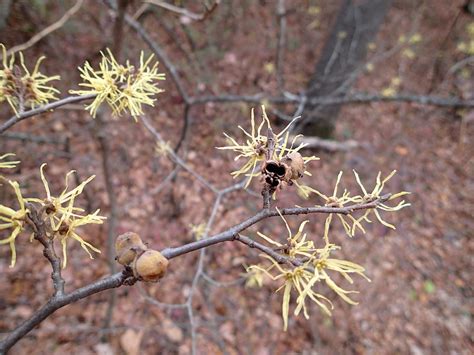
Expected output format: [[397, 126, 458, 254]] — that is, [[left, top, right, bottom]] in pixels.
[[0, 196, 387, 353]]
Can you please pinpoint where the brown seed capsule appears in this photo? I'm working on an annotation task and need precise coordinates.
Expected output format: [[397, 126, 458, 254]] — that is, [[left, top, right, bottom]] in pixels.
[[262, 160, 288, 188], [115, 232, 147, 266], [134, 250, 169, 282], [282, 152, 305, 180]]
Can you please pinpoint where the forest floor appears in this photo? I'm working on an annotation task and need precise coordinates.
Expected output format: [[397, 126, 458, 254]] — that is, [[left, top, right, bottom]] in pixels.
[[0, 0, 473, 354]]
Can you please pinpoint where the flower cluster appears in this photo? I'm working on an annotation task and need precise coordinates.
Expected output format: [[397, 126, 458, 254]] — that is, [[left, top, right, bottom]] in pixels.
[[248, 214, 370, 331], [457, 22, 474, 55], [351, 170, 410, 230], [0, 157, 105, 268], [70, 49, 165, 119], [301, 170, 410, 241], [307, 171, 364, 242], [246, 158, 410, 330], [155, 141, 172, 157], [189, 222, 207, 240], [244, 264, 265, 288], [27, 164, 105, 268], [217, 107, 270, 183], [218, 105, 318, 189], [0, 44, 60, 115]]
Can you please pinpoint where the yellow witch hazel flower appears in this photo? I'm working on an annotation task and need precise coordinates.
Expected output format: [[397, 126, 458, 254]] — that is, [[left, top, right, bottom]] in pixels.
[[70, 49, 165, 119], [0, 44, 60, 115], [248, 212, 370, 331], [457, 22, 474, 55], [189, 222, 206, 240], [155, 140, 172, 157], [257, 213, 315, 260], [309, 243, 370, 306], [28, 164, 105, 268], [293, 243, 370, 323], [243, 264, 265, 288], [253, 261, 334, 331], [301, 170, 409, 238], [55, 210, 104, 268], [310, 171, 366, 240], [218, 105, 318, 188], [294, 182, 315, 199], [352, 170, 410, 229], [0, 180, 28, 267], [0, 153, 20, 170], [217, 107, 270, 185]]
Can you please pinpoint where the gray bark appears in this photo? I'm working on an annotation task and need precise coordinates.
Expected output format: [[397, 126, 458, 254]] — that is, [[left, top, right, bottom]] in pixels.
[[0, 0, 12, 31], [298, 0, 393, 137]]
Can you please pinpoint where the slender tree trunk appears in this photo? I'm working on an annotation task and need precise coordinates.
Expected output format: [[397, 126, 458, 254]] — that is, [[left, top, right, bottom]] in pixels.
[[111, 0, 131, 57], [298, 0, 393, 137], [0, 0, 12, 31]]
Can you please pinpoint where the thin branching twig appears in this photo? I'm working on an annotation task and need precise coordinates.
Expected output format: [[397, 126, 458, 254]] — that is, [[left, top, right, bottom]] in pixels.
[[0, 0, 84, 60]]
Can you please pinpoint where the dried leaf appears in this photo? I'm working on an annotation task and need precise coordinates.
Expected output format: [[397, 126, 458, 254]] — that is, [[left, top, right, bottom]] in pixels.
[[162, 318, 183, 343], [120, 329, 144, 355]]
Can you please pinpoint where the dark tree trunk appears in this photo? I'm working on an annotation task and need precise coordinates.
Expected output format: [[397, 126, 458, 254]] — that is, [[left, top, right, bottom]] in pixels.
[[298, 0, 393, 137], [0, 0, 12, 31]]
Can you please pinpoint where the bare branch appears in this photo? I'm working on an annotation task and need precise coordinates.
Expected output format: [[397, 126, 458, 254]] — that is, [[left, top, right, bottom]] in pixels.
[[0, 270, 132, 353], [314, 92, 474, 108], [0, 0, 84, 60], [1, 132, 67, 145], [141, 115, 219, 193], [190, 92, 474, 108], [111, 0, 129, 59], [201, 273, 244, 287], [144, 0, 219, 21], [190, 93, 288, 105], [186, 191, 225, 355], [2, 90, 472, 136], [94, 113, 119, 272], [448, 55, 474, 74], [235, 234, 303, 267], [160, 195, 390, 260], [93, 111, 120, 334], [0, 190, 388, 352], [294, 135, 364, 152], [275, 0, 287, 90], [0, 3, 419, 352], [174, 103, 191, 153], [0, 94, 96, 134], [25, 205, 65, 297]]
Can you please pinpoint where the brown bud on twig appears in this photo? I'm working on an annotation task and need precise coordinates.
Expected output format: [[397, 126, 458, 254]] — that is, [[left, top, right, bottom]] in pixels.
[[134, 250, 169, 282], [115, 232, 147, 266]]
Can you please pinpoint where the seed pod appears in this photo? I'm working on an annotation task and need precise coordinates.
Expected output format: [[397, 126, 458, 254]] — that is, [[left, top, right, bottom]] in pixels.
[[115, 232, 147, 266], [282, 152, 305, 180], [262, 160, 288, 188], [134, 250, 169, 282], [263, 160, 287, 177]]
